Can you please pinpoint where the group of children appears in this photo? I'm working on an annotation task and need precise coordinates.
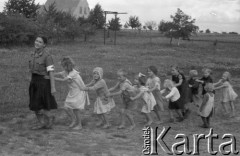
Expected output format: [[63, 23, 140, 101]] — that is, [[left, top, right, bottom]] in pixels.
[[54, 56, 238, 130]]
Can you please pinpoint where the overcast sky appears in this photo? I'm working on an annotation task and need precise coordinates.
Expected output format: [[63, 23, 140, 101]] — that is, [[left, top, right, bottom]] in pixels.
[[0, 0, 239, 33]]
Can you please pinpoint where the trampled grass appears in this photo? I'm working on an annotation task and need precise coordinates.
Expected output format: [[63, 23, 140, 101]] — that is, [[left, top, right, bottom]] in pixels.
[[0, 31, 240, 155]]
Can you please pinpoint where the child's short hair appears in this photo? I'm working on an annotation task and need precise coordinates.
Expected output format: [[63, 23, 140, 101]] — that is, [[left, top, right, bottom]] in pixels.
[[204, 83, 214, 92], [202, 68, 212, 74], [189, 70, 198, 77], [117, 69, 127, 77], [163, 79, 175, 88], [61, 56, 75, 72], [148, 66, 158, 75], [223, 71, 231, 81]]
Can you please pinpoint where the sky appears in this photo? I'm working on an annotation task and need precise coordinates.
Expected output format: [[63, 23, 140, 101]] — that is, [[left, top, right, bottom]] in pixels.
[[0, 0, 240, 33]]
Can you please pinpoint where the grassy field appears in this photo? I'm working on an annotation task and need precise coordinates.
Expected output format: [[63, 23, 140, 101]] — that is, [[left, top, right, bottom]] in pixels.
[[0, 31, 240, 156]]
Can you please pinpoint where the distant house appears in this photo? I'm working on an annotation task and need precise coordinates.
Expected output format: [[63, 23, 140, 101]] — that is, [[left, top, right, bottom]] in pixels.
[[40, 0, 90, 18]]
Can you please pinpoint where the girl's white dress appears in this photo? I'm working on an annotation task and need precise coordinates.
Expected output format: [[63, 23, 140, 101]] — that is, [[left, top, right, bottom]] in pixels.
[[61, 70, 90, 109], [222, 81, 238, 102], [199, 93, 214, 117], [140, 86, 156, 113]]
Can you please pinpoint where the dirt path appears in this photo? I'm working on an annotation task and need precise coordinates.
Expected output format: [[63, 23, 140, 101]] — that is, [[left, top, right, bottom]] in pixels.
[[0, 111, 146, 156], [1, 105, 240, 156]]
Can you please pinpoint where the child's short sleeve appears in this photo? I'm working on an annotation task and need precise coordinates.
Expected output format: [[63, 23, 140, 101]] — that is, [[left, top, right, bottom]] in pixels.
[[120, 82, 132, 91], [90, 80, 105, 91], [67, 70, 78, 79]]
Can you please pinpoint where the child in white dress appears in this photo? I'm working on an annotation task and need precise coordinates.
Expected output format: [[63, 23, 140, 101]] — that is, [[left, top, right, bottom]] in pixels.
[[130, 73, 156, 126], [199, 83, 214, 128], [214, 72, 238, 117], [84, 67, 115, 129], [55, 57, 90, 130], [146, 66, 165, 124]]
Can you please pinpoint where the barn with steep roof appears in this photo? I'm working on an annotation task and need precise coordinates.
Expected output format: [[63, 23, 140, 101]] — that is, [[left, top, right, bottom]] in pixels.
[[41, 0, 90, 18]]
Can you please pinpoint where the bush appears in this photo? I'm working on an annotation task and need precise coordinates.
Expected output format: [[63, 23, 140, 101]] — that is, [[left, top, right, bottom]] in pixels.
[[0, 13, 39, 45]]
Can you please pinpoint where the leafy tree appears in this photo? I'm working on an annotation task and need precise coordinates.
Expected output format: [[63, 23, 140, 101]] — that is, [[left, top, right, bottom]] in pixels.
[[108, 17, 122, 31], [4, 0, 40, 18], [127, 16, 141, 29], [145, 21, 157, 30], [205, 29, 211, 33], [229, 32, 238, 35], [88, 4, 105, 29], [37, 3, 81, 42], [80, 23, 96, 42], [158, 8, 199, 45]]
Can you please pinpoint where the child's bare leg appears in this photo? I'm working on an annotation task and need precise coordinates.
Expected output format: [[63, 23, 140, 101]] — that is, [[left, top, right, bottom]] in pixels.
[[125, 110, 135, 130], [102, 113, 110, 129], [96, 114, 104, 126], [176, 109, 184, 122], [229, 101, 236, 117], [118, 109, 126, 129], [64, 108, 75, 127], [153, 105, 162, 123], [206, 116, 210, 127], [72, 109, 82, 130], [176, 109, 183, 118], [144, 113, 153, 126], [201, 117, 208, 128], [169, 110, 174, 122], [222, 102, 229, 114]]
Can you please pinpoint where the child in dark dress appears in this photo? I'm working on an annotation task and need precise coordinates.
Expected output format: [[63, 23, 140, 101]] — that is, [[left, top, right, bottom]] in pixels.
[[196, 68, 214, 95], [188, 70, 202, 107], [171, 66, 191, 118]]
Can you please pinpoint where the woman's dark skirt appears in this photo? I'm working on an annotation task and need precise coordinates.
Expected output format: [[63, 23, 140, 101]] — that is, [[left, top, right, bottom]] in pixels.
[[168, 99, 182, 110], [29, 74, 57, 111]]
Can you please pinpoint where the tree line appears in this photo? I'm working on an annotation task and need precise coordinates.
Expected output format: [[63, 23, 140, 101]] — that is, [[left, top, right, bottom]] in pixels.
[[1, 0, 236, 46]]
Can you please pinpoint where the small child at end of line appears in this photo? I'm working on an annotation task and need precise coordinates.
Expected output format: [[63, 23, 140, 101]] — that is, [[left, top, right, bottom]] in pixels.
[[84, 67, 115, 129], [199, 83, 215, 128], [161, 79, 184, 122], [214, 71, 238, 118], [130, 73, 156, 127], [188, 70, 202, 107], [108, 69, 138, 130], [54, 56, 90, 130]]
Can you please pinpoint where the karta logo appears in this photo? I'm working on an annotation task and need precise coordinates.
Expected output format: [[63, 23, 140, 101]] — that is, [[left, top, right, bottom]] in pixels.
[[142, 127, 239, 155]]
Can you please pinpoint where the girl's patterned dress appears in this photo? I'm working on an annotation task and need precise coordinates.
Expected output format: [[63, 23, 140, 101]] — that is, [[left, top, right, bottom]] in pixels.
[[90, 79, 115, 114], [139, 86, 156, 113], [146, 77, 165, 111], [221, 81, 238, 102]]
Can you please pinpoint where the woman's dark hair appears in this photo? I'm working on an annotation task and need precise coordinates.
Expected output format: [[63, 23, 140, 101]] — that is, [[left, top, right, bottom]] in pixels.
[[148, 66, 158, 75], [38, 35, 48, 45], [138, 76, 146, 86]]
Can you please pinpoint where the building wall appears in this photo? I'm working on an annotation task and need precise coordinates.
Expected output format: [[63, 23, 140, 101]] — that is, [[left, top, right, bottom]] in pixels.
[[73, 0, 90, 18]]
